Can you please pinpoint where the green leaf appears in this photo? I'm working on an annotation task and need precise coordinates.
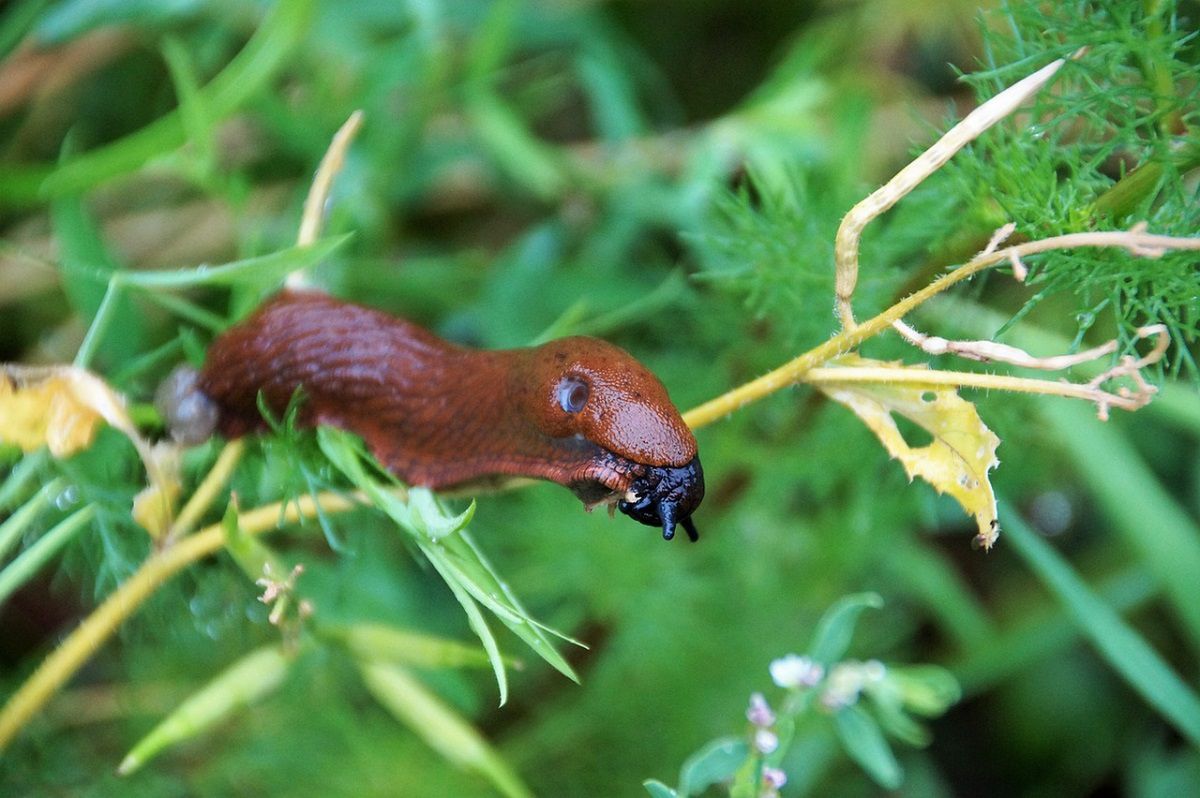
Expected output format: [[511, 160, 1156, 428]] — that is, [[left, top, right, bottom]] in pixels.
[[331, 622, 496, 670], [118, 644, 291, 775], [0, 451, 47, 513], [0, 505, 96, 609], [468, 92, 567, 200], [0, 477, 63, 562], [417, 543, 510, 706], [358, 660, 533, 798], [317, 426, 580, 700], [221, 497, 285, 583], [119, 235, 352, 291], [643, 780, 679, 798], [161, 34, 216, 173], [410, 488, 475, 540], [832, 704, 903, 790], [34, 0, 203, 43], [886, 665, 961, 717], [52, 192, 145, 368], [27, 0, 316, 202], [808, 592, 883, 665], [1041, 400, 1200, 654], [677, 736, 749, 796], [1002, 501, 1200, 747]]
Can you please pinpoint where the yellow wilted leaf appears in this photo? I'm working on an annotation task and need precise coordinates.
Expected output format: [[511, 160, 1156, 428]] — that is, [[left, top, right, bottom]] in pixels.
[[132, 442, 183, 539], [814, 356, 1001, 548], [0, 366, 130, 456], [1, 365, 179, 538]]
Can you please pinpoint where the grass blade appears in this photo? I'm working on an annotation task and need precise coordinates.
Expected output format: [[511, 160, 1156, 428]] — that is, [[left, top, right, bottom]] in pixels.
[[118, 644, 291, 775], [1041, 400, 1200, 654], [358, 660, 533, 798], [1002, 500, 1200, 747], [0, 505, 96, 608], [0, 478, 64, 562], [120, 235, 351, 291]]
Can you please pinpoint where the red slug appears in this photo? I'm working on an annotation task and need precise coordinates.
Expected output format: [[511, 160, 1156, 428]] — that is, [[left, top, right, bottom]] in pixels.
[[163, 290, 704, 541]]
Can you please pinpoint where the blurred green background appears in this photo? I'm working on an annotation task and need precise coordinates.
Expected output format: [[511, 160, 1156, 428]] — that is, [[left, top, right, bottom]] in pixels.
[[1, 0, 1199, 795]]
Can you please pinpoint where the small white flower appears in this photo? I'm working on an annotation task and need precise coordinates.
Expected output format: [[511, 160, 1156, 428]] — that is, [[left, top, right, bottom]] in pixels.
[[754, 728, 779, 755], [770, 654, 824, 689], [821, 661, 866, 710], [746, 692, 775, 727], [762, 766, 787, 789]]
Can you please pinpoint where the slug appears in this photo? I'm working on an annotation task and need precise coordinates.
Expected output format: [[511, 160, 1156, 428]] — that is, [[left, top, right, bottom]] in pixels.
[[162, 290, 704, 541]]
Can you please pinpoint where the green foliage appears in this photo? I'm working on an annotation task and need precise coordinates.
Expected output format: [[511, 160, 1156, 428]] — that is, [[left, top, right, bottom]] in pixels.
[[647, 595, 959, 795], [1, 0, 1199, 796], [954, 1, 1200, 372]]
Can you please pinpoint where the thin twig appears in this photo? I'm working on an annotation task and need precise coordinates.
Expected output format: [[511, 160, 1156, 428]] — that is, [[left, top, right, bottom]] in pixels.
[[890, 318, 1119, 370], [683, 229, 1199, 430], [802, 364, 1156, 415], [167, 439, 245, 540], [286, 109, 365, 289], [834, 54, 1079, 329]]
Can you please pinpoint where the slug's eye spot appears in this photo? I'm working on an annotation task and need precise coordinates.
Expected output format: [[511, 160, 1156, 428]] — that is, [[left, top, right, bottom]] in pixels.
[[557, 376, 590, 414]]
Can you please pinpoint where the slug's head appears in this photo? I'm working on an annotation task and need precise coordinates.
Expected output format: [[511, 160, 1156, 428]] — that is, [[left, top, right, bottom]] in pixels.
[[523, 337, 704, 542]]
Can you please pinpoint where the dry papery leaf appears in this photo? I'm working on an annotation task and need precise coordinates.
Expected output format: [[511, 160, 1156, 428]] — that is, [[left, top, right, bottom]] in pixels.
[[814, 356, 1001, 548]]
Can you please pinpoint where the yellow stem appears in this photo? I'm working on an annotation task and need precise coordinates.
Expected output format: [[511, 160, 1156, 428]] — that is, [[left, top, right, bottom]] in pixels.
[[684, 250, 998, 428], [804, 366, 1143, 409], [169, 440, 245, 539], [0, 488, 371, 751], [683, 230, 1199, 430]]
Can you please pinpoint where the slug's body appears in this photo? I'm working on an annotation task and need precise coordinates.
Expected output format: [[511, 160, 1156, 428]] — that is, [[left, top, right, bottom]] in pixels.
[[184, 291, 703, 541]]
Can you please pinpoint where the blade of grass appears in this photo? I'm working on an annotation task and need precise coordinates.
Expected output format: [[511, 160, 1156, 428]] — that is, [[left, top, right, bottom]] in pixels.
[[0, 505, 96, 608], [0, 0, 315, 205], [1001, 500, 1200, 747], [119, 235, 351, 290], [1040, 400, 1200, 655], [118, 644, 291, 775], [0, 478, 65, 562], [358, 660, 533, 798], [949, 566, 1157, 696], [53, 192, 144, 368], [331, 622, 496, 670], [0, 451, 49, 512], [419, 543, 510, 705], [429, 540, 580, 682], [316, 427, 578, 687]]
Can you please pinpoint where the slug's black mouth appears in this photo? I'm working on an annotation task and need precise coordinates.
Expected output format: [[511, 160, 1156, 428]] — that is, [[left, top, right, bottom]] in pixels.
[[617, 456, 704, 542]]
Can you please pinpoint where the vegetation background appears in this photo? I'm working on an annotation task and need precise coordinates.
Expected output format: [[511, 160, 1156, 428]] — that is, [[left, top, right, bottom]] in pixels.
[[1, 0, 1198, 795]]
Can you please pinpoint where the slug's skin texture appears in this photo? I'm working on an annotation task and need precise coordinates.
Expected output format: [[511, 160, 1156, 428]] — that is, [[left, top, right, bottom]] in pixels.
[[196, 290, 704, 540]]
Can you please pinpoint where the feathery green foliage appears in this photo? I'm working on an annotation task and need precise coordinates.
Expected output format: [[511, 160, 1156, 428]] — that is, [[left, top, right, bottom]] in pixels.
[[1, 0, 1198, 796]]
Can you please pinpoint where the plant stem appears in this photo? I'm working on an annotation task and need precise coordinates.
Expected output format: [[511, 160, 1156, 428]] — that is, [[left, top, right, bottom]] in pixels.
[[0, 487, 371, 751], [683, 230, 1200, 430], [803, 365, 1141, 412], [169, 440, 245, 539]]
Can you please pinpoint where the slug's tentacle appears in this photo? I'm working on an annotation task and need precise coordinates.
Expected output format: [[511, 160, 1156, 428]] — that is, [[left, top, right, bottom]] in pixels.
[[185, 290, 705, 541]]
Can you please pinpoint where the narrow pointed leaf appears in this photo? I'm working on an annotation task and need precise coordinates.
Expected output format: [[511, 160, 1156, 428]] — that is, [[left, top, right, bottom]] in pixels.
[[118, 644, 290, 775], [808, 592, 883, 665], [359, 660, 532, 798]]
